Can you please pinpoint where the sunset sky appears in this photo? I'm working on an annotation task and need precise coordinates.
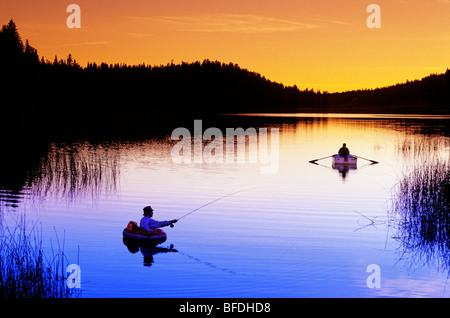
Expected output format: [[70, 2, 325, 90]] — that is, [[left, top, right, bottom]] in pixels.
[[1, 0, 449, 92]]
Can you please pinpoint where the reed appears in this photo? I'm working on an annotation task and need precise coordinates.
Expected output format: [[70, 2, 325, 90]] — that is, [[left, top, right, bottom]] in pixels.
[[31, 141, 121, 202], [395, 135, 450, 159], [0, 216, 80, 298], [391, 158, 450, 270]]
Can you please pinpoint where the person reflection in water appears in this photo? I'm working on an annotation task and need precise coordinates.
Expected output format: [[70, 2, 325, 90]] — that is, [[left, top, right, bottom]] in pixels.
[[141, 245, 177, 266], [337, 166, 349, 179], [338, 143, 350, 157], [140, 206, 177, 231], [123, 242, 177, 267]]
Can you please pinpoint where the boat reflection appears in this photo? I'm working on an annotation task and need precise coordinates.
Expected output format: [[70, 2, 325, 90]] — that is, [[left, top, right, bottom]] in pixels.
[[331, 155, 357, 180], [309, 160, 358, 180], [123, 238, 178, 266], [332, 163, 357, 179]]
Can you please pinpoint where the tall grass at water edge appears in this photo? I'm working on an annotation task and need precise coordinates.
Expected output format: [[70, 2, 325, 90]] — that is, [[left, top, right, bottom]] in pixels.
[[0, 216, 80, 298], [391, 155, 450, 270]]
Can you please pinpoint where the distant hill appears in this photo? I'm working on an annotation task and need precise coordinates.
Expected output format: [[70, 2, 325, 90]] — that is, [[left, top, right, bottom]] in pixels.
[[325, 71, 449, 114], [1, 19, 449, 127]]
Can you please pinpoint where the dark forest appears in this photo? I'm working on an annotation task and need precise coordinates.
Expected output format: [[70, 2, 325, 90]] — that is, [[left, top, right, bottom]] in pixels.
[[1, 19, 449, 137]]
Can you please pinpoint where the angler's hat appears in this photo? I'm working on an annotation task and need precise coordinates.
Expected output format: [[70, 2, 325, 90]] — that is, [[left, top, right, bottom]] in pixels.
[[143, 206, 154, 215]]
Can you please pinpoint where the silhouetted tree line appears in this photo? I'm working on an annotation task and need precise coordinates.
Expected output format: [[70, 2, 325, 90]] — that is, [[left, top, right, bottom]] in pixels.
[[327, 71, 450, 113], [1, 19, 449, 134]]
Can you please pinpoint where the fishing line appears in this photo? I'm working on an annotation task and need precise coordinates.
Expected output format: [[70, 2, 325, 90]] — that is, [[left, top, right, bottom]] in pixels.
[[169, 186, 272, 276], [176, 249, 240, 275], [175, 186, 264, 222]]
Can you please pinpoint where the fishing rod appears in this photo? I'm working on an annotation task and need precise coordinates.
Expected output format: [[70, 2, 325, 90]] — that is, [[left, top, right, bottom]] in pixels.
[[171, 187, 261, 227]]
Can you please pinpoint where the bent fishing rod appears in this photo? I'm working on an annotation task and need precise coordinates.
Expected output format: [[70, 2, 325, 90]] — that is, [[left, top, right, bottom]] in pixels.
[[170, 187, 261, 227]]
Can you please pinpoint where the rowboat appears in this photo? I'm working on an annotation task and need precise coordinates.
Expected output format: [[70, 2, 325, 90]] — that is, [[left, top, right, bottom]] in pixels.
[[332, 154, 357, 165]]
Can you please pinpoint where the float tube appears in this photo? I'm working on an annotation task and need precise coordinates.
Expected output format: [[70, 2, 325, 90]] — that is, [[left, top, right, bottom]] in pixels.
[[122, 221, 167, 245]]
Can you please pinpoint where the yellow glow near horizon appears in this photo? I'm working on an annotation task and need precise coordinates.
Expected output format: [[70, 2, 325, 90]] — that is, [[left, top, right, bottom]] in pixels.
[[1, 0, 449, 92]]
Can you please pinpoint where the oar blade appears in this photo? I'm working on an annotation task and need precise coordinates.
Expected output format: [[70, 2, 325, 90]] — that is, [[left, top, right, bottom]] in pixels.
[[308, 155, 333, 164], [354, 155, 379, 164]]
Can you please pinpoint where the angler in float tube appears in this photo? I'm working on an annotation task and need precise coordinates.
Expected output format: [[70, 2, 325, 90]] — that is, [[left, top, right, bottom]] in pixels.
[[140, 206, 177, 231]]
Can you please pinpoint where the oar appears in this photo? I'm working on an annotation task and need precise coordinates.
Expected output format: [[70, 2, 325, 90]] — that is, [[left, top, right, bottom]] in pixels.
[[309, 155, 334, 164], [354, 155, 378, 164]]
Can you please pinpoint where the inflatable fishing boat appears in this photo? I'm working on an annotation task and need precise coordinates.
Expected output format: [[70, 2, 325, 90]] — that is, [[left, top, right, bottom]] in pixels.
[[122, 221, 167, 245]]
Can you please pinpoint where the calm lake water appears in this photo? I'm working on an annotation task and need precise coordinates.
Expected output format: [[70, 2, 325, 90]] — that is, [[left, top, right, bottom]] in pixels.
[[1, 113, 450, 298]]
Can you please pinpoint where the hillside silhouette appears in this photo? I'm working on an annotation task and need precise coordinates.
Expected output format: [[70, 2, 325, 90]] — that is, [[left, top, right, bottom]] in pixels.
[[1, 19, 449, 136]]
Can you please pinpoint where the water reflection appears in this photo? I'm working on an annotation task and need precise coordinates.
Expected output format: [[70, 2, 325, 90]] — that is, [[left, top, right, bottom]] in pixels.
[[2, 114, 448, 210], [0, 141, 121, 211], [122, 239, 178, 266], [238, 113, 450, 137], [0, 188, 27, 210], [309, 160, 359, 180], [33, 142, 121, 201], [332, 163, 357, 180], [0, 138, 45, 211], [395, 134, 450, 163], [2, 114, 450, 297]]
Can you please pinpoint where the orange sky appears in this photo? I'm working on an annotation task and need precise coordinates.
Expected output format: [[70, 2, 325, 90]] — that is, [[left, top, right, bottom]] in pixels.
[[1, 0, 449, 92]]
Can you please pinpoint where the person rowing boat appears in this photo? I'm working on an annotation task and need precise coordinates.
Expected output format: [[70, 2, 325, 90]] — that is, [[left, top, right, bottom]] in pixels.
[[309, 143, 378, 165], [338, 143, 350, 157]]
